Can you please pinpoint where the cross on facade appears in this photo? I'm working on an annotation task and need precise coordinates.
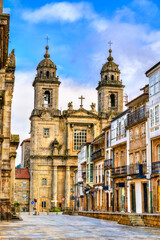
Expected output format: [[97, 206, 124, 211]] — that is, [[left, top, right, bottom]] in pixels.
[[108, 40, 113, 49], [79, 95, 85, 108], [45, 35, 50, 46]]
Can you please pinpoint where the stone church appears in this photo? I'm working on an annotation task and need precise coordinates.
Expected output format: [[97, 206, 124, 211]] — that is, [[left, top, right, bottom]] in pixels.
[[0, 0, 19, 216], [27, 43, 124, 212]]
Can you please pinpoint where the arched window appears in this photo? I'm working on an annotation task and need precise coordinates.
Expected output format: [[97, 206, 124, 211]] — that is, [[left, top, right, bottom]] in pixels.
[[46, 71, 50, 78], [53, 72, 54, 77], [110, 94, 115, 107], [111, 75, 114, 80], [40, 71, 43, 78], [44, 91, 50, 106], [105, 75, 107, 80]]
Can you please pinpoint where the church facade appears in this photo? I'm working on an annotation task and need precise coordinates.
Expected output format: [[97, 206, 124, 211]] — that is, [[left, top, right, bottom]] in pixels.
[[28, 45, 124, 212]]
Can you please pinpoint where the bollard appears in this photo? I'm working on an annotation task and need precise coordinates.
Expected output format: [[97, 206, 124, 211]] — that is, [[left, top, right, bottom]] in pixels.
[[47, 211, 49, 215]]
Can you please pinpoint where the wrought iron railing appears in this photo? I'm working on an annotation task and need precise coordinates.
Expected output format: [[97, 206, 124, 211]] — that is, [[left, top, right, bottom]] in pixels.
[[92, 148, 104, 161], [104, 159, 113, 169], [111, 163, 147, 177], [127, 106, 149, 127]]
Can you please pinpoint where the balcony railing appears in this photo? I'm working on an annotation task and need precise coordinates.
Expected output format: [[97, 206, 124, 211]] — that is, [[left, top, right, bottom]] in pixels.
[[104, 159, 113, 169], [126, 106, 149, 127], [111, 163, 147, 177], [152, 161, 160, 174], [92, 148, 104, 161], [82, 172, 86, 179]]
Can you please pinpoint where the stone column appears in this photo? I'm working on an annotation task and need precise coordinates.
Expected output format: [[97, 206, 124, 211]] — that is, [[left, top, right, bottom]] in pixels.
[[10, 153, 16, 204], [65, 166, 70, 208], [53, 166, 58, 208]]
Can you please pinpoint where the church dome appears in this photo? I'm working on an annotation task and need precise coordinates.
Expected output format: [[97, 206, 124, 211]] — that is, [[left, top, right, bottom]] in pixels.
[[101, 49, 120, 74], [37, 46, 56, 70]]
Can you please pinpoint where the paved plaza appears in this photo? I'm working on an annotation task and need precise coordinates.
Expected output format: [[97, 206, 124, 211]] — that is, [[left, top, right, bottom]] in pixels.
[[0, 213, 160, 239]]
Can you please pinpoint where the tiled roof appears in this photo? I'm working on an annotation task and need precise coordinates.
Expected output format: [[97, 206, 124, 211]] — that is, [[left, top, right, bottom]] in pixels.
[[20, 138, 30, 146], [15, 168, 30, 179]]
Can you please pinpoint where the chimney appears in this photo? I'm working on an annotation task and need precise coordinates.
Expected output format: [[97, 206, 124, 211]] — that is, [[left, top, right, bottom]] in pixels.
[[0, 0, 3, 14]]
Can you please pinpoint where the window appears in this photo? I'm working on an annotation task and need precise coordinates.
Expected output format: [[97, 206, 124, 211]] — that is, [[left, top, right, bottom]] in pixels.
[[155, 105, 159, 125], [42, 178, 47, 185], [44, 91, 50, 106], [23, 194, 26, 201], [74, 130, 87, 150], [142, 150, 146, 163], [129, 154, 133, 164], [149, 72, 160, 97], [90, 164, 93, 182], [150, 108, 154, 127], [44, 128, 49, 137], [46, 71, 50, 78], [111, 75, 114, 80], [141, 123, 146, 136], [42, 201, 46, 208], [135, 152, 140, 164], [150, 105, 160, 129], [129, 129, 133, 140], [110, 94, 115, 107], [135, 127, 139, 139], [23, 182, 26, 188], [105, 75, 107, 80]]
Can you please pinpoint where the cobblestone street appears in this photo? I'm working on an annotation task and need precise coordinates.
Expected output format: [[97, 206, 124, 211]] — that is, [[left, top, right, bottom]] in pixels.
[[0, 213, 160, 239]]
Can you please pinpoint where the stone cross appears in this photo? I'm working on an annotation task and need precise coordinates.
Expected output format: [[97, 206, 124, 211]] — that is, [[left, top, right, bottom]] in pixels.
[[108, 40, 113, 49], [79, 96, 85, 108]]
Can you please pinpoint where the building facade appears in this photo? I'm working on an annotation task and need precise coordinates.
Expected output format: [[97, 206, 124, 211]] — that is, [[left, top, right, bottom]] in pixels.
[[0, 2, 19, 216], [15, 168, 30, 212], [146, 62, 160, 213], [28, 46, 124, 212]]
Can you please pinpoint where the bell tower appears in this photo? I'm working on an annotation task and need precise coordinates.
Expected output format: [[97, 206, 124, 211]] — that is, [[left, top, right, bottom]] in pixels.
[[96, 47, 124, 116], [33, 45, 61, 111]]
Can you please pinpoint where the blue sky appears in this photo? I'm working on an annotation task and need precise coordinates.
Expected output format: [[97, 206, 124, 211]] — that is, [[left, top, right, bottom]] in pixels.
[[4, 0, 160, 164]]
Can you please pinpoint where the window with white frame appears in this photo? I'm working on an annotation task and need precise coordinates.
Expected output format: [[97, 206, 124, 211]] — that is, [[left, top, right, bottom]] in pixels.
[[155, 105, 159, 125], [150, 105, 160, 129], [23, 182, 26, 188], [149, 71, 160, 97]]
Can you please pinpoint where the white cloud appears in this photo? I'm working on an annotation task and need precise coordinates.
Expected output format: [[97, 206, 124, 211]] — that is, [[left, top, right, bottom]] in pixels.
[[22, 2, 95, 23], [22, 1, 108, 32]]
